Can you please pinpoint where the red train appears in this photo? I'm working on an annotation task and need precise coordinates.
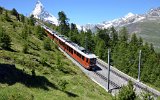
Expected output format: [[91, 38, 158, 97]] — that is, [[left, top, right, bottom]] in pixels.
[[41, 24, 97, 70]]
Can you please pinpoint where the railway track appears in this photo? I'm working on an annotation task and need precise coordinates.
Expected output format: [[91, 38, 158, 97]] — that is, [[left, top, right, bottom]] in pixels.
[[97, 61, 128, 81], [93, 71, 121, 92], [96, 60, 160, 97]]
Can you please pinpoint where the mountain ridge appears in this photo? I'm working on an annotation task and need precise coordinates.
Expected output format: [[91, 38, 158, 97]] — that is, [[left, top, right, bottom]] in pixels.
[[81, 7, 160, 31], [31, 1, 160, 32]]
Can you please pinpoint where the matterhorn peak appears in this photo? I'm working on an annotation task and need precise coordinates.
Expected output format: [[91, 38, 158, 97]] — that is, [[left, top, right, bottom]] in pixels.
[[31, 0, 58, 25], [32, 0, 44, 19], [37, 0, 42, 4], [36, 0, 43, 7]]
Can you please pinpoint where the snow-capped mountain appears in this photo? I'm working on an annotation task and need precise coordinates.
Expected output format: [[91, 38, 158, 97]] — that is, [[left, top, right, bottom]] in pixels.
[[102, 12, 145, 29], [31, 1, 160, 32], [31, 0, 58, 25], [80, 13, 146, 31], [147, 7, 160, 17], [81, 7, 160, 31]]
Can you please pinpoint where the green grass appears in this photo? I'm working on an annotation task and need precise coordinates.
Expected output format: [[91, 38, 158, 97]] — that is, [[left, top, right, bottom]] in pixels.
[[0, 9, 112, 100]]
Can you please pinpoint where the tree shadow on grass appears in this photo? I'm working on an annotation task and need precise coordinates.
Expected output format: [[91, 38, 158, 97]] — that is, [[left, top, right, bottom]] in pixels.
[[8, 48, 17, 52], [0, 63, 79, 97], [0, 64, 58, 90], [0, 48, 16, 52], [64, 91, 79, 97]]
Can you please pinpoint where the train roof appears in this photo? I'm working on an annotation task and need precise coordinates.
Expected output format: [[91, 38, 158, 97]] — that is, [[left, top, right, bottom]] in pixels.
[[41, 23, 97, 59], [65, 41, 96, 59]]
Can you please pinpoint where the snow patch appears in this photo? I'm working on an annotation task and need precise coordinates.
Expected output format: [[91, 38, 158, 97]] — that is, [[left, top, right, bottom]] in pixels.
[[124, 12, 135, 19]]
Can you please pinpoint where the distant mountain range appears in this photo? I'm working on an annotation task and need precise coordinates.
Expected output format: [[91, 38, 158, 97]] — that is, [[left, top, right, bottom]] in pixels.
[[31, 1, 160, 31], [31, 1, 160, 51], [82, 7, 160, 31]]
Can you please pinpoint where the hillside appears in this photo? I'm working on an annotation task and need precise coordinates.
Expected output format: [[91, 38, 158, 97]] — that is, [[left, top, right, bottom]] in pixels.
[[125, 18, 160, 52], [0, 8, 112, 100]]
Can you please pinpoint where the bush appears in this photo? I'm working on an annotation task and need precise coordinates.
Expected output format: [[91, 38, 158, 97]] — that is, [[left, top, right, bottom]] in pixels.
[[0, 7, 3, 14], [22, 43, 29, 53], [117, 80, 136, 100], [40, 57, 47, 66], [58, 80, 68, 91], [43, 38, 51, 51], [36, 25, 45, 40], [0, 27, 12, 50], [140, 92, 154, 100]]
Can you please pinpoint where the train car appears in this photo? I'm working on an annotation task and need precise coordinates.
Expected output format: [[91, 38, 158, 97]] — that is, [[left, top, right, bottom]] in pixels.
[[42, 24, 97, 70]]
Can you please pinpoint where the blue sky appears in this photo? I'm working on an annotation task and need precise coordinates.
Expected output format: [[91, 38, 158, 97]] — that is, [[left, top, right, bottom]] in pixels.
[[0, 0, 160, 25]]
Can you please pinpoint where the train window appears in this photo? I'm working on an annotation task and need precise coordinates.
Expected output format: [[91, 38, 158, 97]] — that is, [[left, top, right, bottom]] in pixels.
[[79, 54, 81, 58], [69, 47, 71, 52], [82, 56, 84, 60], [77, 53, 79, 57], [76, 52, 78, 56], [77, 52, 81, 58], [71, 48, 73, 54], [86, 58, 88, 62]]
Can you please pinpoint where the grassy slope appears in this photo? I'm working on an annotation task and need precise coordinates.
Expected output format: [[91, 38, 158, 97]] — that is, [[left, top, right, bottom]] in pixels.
[[0, 10, 112, 100]]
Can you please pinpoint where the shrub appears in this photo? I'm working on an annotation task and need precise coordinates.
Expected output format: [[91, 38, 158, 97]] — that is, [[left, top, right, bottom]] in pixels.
[[0, 27, 12, 50]]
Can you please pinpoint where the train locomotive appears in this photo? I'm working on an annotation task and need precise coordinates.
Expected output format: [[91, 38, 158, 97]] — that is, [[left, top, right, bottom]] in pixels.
[[41, 24, 97, 70]]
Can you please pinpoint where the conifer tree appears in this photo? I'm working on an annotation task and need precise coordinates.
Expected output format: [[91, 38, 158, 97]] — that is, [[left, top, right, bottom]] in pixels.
[[94, 39, 105, 59], [118, 80, 136, 100], [138, 37, 143, 47], [11, 8, 20, 21], [21, 25, 29, 40], [29, 15, 35, 26], [141, 92, 154, 100], [20, 14, 25, 23], [0, 7, 3, 14], [119, 27, 128, 42], [22, 43, 29, 53], [130, 33, 138, 46], [4, 11, 10, 21], [0, 27, 12, 50], [150, 43, 154, 53], [96, 29, 110, 47], [36, 25, 45, 40], [79, 30, 86, 47], [69, 23, 79, 43], [44, 38, 51, 51], [11, 8, 18, 16], [110, 26, 118, 45], [58, 11, 70, 36]]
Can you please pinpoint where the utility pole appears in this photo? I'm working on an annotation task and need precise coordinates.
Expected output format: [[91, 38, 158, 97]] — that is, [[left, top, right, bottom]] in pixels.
[[107, 49, 110, 91], [138, 50, 142, 82]]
